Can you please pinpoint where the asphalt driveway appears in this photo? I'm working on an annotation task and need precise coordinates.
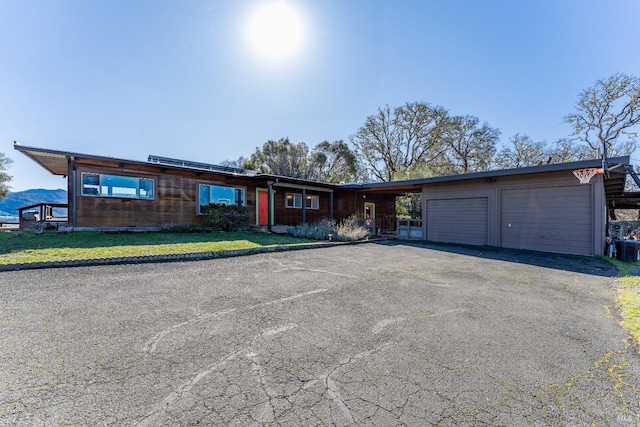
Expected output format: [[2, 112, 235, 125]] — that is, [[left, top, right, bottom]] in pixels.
[[1, 241, 639, 426]]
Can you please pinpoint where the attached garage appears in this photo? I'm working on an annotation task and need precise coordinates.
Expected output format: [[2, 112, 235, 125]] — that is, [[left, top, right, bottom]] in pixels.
[[344, 156, 629, 256], [415, 158, 629, 256], [427, 198, 488, 246]]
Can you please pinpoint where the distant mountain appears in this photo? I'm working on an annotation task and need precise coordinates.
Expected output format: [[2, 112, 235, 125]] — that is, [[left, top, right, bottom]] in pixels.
[[0, 189, 67, 219]]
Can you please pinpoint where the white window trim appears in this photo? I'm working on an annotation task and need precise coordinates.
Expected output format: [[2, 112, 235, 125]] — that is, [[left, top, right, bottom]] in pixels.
[[305, 194, 320, 210], [286, 192, 320, 209], [285, 193, 302, 209]]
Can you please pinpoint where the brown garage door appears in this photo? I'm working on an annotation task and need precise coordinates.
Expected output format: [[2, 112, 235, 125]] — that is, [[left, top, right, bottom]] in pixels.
[[500, 186, 592, 255], [427, 198, 488, 246]]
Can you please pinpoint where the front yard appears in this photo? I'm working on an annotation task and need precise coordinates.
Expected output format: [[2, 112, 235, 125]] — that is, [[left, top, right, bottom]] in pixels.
[[0, 230, 317, 265]]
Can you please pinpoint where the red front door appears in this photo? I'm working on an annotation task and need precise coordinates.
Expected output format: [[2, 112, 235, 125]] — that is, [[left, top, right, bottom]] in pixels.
[[258, 190, 269, 225]]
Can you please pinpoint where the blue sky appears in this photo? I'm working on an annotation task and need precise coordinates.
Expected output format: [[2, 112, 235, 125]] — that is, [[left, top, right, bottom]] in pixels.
[[2, 0, 639, 191]]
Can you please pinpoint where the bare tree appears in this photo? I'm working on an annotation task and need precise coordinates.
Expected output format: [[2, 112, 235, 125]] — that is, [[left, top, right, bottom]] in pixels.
[[0, 152, 12, 199], [350, 102, 449, 181], [564, 73, 640, 157], [440, 115, 499, 174], [494, 134, 548, 169], [546, 138, 593, 163]]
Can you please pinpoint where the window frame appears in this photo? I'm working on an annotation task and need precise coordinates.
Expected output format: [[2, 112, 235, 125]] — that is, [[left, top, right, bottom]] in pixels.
[[198, 183, 246, 214], [285, 193, 302, 209], [81, 172, 155, 200], [286, 192, 320, 209], [305, 194, 319, 209]]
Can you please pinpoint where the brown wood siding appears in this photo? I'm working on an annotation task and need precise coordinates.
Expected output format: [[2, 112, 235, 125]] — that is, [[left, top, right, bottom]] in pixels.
[[68, 155, 397, 233], [332, 190, 397, 232], [272, 190, 331, 225], [500, 185, 592, 255], [426, 198, 488, 245], [75, 163, 257, 227]]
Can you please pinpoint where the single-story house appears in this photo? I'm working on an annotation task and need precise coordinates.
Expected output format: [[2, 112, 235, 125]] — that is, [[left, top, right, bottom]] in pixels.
[[15, 142, 632, 256]]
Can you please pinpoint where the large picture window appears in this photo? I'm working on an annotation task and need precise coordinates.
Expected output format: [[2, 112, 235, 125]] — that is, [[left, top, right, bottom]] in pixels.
[[199, 184, 245, 214], [81, 173, 154, 199]]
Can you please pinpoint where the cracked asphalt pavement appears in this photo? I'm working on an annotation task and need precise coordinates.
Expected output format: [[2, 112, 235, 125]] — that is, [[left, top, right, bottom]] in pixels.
[[1, 241, 639, 426]]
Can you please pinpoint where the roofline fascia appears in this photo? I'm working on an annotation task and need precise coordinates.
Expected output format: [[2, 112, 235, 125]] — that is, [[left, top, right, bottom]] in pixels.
[[15, 142, 629, 191], [13, 142, 254, 179], [340, 157, 631, 190]]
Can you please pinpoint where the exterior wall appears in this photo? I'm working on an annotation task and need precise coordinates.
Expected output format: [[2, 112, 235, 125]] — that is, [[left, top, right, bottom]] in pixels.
[[333, 189, 397, 233], [422, 171, 605, 256], [73, 161, 257, 228], [271, 189, 331, 226], [70, 159, 369, 229]]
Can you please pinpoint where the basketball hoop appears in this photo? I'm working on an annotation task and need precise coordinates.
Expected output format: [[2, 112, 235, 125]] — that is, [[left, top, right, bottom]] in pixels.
[[573, 168, 604, 184]]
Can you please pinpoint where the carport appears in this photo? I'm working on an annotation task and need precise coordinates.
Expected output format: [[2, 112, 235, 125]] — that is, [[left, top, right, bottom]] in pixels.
[[352, 157, 630, 256]]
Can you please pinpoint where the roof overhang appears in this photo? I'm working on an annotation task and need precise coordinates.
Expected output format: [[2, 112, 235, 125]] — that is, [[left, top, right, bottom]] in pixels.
[[13, 142, 255, 179], [342, 157, 631, 198], [14, 142, 71, 176], [608, 193, 640, 210], [15, 142, 631, 200]]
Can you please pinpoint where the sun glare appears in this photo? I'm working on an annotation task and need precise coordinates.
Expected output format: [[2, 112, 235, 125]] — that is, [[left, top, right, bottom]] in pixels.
[[246, 1, 306, 63]]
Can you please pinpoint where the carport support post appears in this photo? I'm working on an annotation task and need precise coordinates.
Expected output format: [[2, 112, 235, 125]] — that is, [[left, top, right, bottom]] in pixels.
[[267, 182, 273, 232]]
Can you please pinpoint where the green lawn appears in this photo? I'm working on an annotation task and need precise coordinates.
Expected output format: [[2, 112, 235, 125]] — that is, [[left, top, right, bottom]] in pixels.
[[0, 230, 318, 264], [603, 257, 640, 348]]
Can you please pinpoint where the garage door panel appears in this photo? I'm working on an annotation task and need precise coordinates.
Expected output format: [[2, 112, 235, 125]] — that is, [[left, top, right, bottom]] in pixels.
[[427, 198, 488, 246], [501, 186, 592, 254]]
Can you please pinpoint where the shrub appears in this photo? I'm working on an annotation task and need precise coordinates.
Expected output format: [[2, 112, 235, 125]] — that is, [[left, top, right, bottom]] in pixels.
[[334, 215, 369, 241], [287, 219, 334, 240], [202, 203, 249, 232], [159, 224, 209, 233], [287, 215, 369, 242]]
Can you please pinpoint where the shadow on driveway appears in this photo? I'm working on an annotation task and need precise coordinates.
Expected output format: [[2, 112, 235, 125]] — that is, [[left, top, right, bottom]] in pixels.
[[375, 239, 619, 278]]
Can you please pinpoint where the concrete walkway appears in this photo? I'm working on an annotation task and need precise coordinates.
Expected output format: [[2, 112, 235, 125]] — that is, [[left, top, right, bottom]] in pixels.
[[1, 242, 638, 426]]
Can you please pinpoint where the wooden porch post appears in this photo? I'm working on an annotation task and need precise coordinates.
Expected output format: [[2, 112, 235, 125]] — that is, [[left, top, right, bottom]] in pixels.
[[329, 191, 334, 220], [302, 188, 306, 225], [267, 182, 273, 232], [68, 156, 77, 228]]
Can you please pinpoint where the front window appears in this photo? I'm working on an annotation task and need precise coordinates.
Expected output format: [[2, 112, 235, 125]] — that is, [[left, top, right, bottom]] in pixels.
[[305, 195, 319, 209], [286, 193, 319, 209], [286, 193, 302, 208], [81, 173, 154, 199], [199, 184, 245, 214]]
